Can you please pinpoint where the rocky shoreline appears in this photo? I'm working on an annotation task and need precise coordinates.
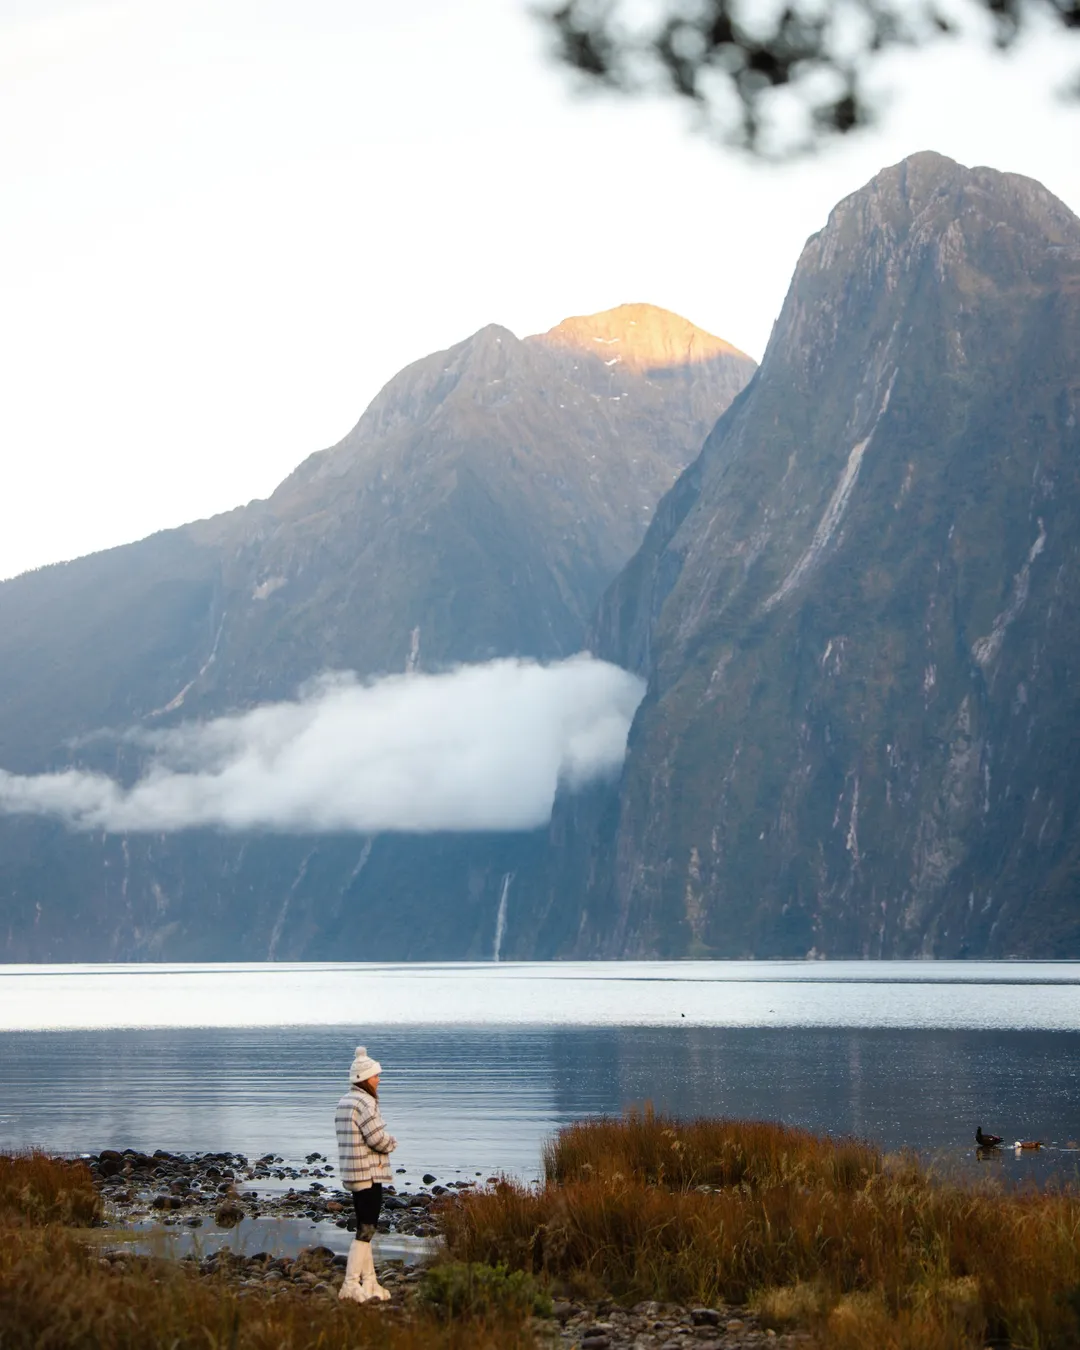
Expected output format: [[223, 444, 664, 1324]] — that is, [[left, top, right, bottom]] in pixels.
[[95, 1247, 808, 1349], [86, 1145, 456, 1238], [83, 1147, 810, 1349]]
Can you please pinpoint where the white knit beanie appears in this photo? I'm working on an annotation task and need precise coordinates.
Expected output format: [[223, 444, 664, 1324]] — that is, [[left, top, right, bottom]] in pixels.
[[349, 1045, 382, 1084]]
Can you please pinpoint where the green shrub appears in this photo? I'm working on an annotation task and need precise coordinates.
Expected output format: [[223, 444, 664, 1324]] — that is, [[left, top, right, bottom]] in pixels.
[[419, 1262, 552, 1322]]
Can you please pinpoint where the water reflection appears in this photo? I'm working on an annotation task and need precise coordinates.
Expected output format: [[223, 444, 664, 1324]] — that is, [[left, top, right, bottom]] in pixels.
[[2, 1024, 1079, 1187]]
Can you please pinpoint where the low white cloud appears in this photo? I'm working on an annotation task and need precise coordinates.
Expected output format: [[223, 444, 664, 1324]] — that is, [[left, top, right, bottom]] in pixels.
[[0, 656, 645, 834]]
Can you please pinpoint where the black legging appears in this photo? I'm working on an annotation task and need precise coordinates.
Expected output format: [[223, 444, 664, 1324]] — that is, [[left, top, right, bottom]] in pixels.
[[351, 1183, 383, 1241]]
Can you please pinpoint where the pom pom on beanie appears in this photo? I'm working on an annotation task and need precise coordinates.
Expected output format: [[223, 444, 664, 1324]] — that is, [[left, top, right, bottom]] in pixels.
[[350, 1046, 382, 1084]]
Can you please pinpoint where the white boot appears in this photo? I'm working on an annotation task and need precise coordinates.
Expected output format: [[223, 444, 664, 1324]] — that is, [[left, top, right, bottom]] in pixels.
[[357, 1239, 391, 1302], [338, 1239, 390, 1303], [338, 1239, 367, 1302]]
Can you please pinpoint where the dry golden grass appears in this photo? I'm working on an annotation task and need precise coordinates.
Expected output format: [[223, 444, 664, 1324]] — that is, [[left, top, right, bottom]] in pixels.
[[442, 1113, 1080, 1349], [9, 1123, 1080, 1349], [0, 1227, 536, 1350], [545, 1109, 881, 1192], [0, 1151, 534, 1350], [0, 1151, 103, 1226]]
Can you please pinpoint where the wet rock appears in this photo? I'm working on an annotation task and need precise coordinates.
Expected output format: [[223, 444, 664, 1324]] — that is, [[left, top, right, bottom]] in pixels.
[[691, 1308, 722, 1327], [151, 1194, 184, 1211]]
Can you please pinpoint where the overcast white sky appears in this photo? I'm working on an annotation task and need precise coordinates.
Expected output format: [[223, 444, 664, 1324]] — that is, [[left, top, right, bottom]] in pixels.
[[2, 0, 1078, 581]]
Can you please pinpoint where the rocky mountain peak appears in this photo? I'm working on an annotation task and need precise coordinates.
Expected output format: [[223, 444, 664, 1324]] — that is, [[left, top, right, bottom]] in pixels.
[[762, 151, 1080, 388], [828, 150, 1079, 240], [531, 303, 747, 373]]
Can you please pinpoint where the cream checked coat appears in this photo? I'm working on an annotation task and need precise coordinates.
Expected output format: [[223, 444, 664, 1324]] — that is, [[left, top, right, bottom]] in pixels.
[[335, 1086, 397, 1189]]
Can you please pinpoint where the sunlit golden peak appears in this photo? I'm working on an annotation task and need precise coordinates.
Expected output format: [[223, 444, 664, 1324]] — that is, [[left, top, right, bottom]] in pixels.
[[530, 303, 747, 372]]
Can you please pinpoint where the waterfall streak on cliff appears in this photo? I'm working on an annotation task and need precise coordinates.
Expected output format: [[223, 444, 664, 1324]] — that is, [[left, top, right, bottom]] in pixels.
[[493, 872, 513, 962], [765, 372, 897, 612]]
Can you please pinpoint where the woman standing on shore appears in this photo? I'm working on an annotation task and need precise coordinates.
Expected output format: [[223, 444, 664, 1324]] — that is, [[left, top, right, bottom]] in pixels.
[[335, 1046, 397, 1303]]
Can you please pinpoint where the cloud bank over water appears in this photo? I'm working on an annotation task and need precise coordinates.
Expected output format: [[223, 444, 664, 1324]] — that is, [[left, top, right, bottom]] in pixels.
[[0, 656, 645, 834]]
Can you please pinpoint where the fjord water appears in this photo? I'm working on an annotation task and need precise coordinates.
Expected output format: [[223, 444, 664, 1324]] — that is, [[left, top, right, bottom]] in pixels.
[[2, 962, 1079, 1186]]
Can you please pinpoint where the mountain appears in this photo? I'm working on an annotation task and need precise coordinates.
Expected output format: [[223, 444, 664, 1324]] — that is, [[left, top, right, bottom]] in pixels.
[[0, 304, 754, 960], [522, 153, 1080, 960]]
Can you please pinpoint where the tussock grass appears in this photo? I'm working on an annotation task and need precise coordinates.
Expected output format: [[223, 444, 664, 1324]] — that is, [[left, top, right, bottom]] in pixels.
[[0, 1152, 533, 1349], [0, 1151, 103, 1226], [544, 1110, 881, 1192], [0, 1228, 536, 1350], [442, 1112, 1080, 1349]]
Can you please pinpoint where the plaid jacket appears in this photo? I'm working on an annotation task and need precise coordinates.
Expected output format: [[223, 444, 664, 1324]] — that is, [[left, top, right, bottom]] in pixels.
[[335, 1086, 397, 1189]]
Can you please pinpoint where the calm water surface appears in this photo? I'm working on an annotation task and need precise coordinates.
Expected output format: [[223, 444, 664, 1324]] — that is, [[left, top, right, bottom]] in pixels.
[[2, 962, 1079, 1187]]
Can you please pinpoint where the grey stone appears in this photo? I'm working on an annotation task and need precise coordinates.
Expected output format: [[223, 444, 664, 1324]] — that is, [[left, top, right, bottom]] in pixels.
[[691, 1309, 721, 1327]]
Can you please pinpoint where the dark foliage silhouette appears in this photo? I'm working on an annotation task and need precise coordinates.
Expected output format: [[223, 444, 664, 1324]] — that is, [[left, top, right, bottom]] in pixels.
[[542, 0, 1080, 156]]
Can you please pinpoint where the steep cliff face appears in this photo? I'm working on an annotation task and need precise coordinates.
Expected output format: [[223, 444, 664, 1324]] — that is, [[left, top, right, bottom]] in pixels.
[[541, 153, 1080, 959], [0, 305, 754, 960]]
